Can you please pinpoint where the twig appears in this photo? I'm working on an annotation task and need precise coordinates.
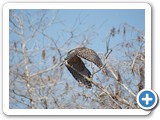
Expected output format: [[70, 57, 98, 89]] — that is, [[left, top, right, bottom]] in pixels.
[[30, 63, 59, 78], [115, 95, 137, 109], [109, 68, 136, 98], [118, 82, 136, 98], [124, 23, 144, 36], [92, 49, 112, 76]]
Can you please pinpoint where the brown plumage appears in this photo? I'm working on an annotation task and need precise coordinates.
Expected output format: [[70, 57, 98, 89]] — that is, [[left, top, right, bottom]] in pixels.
[[65, 47, 107, 89]]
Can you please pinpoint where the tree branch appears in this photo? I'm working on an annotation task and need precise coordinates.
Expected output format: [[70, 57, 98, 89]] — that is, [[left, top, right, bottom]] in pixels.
[[20, 17, 34, 109]]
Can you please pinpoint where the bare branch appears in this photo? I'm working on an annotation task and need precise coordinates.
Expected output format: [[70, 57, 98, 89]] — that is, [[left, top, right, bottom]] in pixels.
[[20, 15, 34, 109]]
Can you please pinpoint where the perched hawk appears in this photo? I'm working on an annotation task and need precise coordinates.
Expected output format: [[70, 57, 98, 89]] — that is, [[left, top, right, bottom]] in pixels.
[[65, 47, 106, 89]]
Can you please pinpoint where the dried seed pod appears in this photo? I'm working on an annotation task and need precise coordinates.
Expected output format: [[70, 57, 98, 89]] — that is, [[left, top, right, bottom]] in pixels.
[[42, 49, 46, 60], [52, 56, 57, 64], [123, 26, 126, 36]]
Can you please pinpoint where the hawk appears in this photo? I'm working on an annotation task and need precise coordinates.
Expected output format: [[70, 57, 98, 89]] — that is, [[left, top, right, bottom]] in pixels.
[[65, 47, 106, 89]]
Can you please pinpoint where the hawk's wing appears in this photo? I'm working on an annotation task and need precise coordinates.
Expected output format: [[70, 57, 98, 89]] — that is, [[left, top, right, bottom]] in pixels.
[[66, 55, 92, 89], [68, 47, 103, 68]]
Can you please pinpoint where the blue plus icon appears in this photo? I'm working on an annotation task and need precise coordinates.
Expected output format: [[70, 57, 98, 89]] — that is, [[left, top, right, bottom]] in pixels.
[[137, 89, 158, 110], [142, 93, 153, 105]]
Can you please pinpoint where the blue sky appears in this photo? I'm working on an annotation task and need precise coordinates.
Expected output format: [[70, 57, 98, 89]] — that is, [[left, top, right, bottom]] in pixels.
[[43, 9, 145, 53], [59, 9, 144, 28]]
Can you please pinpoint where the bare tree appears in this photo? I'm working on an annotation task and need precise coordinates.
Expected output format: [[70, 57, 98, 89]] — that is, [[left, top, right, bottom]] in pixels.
[[9, 10, 144, 109]]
